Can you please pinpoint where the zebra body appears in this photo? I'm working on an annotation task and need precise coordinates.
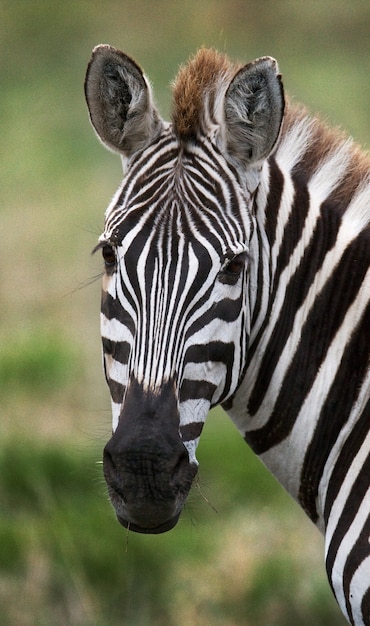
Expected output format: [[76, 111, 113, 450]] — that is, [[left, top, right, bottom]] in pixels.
[[85, 46, 370, 624]]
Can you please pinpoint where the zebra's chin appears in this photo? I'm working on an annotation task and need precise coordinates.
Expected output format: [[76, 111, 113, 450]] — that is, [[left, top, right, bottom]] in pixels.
[[104, 452, 197, 535], [116, 512, 181, 534]]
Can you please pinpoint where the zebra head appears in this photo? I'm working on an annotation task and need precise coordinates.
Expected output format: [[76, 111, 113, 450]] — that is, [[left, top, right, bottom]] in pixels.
[[85, 45, 284, 533]]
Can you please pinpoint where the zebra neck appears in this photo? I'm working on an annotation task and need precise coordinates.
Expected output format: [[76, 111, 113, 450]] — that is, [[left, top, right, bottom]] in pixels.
[[225, 129, 369, 528]]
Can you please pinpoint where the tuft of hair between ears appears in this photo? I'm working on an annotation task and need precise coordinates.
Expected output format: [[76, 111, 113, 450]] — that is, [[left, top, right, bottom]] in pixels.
[[171, 48, 240, 141]]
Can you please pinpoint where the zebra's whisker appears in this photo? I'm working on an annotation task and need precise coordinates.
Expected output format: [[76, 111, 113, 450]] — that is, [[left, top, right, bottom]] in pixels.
[[193, 482, 219, 515]]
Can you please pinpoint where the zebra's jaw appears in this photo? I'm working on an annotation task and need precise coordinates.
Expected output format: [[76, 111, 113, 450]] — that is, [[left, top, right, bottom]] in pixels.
[[103, 377, 198, 533]]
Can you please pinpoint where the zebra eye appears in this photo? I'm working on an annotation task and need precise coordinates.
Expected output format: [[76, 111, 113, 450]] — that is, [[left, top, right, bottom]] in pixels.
[[219, 253, 247, 285], [226, 254, 245, 275], [102, 244, 116, 268]]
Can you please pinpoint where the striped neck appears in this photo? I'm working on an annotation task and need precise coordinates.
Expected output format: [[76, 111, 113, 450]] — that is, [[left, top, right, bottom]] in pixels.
[[226, 104, 369, 529]]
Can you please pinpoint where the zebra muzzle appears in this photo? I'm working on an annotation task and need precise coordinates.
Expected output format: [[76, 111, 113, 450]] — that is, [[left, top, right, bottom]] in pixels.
[[102, 378, 198, 533]]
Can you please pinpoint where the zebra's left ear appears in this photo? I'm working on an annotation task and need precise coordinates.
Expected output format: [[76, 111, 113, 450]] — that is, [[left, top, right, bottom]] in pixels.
[[224, 57, 285, 165], [85, 44, 163, 158]]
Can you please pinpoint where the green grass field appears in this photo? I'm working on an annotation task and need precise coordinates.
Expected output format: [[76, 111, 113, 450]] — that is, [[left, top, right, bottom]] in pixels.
[[1, 1, 369, 623]]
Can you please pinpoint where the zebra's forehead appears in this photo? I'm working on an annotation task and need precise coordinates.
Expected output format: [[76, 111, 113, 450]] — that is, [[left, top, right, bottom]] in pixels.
[[101, 129, 252, 253]]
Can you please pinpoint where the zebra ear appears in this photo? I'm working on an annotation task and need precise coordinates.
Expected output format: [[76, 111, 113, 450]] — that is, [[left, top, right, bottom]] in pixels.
[[85, 45, 163, 157], [224, 57, 285, 165]]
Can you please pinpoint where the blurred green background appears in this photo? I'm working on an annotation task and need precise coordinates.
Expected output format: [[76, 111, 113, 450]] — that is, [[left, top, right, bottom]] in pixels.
[[1, 1, 369, 624]]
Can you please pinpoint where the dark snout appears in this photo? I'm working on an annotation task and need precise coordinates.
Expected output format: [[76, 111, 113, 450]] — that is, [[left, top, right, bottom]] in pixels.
[[103, 379, 197, 533]]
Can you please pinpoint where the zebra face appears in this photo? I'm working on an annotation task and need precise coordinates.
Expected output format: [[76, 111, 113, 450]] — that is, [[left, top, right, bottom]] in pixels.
[[98, 136, 252, 533], [85, 45, 284, 532]]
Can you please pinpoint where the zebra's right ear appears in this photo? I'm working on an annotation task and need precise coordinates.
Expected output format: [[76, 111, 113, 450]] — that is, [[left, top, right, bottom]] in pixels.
[[224, 57, 285, 166], [84, 45, 163, 158]]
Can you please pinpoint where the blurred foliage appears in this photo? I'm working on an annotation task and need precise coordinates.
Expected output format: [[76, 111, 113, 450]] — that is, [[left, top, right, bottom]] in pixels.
[[0, 1, 368, 624], [0, 327, 78, 395]]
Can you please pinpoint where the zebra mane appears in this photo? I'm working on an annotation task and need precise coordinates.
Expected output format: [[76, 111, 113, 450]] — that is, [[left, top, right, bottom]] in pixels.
[[280, 101, 370, 222], [171, 48, 241, 140], [171, 48, 369, 223]]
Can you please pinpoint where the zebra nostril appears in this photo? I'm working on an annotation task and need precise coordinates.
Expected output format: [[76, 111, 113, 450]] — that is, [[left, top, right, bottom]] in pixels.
[[171, 449, 190, 487]]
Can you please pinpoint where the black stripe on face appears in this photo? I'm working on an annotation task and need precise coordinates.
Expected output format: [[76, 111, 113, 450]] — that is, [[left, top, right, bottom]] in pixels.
[[183, 289, 244, 342], [184, 341, 235, 366], [102, 344, 126, 405], [212, 295, 244, 323], [102, 338, 131, 364], [102, 291, 136, 336], [180, 379, 217, 402], [107, 378, 125, 405], [184, 341, 235, 405], [180, 422, 204, 442]]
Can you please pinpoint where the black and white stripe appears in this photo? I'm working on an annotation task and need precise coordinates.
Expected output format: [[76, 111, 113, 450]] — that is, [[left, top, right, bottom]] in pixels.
[[85, 45, 369, 625], [100, 132, 252, 450]]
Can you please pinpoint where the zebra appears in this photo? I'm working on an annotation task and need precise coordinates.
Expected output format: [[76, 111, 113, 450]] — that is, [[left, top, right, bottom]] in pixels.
[[84, 45, 370, 625]]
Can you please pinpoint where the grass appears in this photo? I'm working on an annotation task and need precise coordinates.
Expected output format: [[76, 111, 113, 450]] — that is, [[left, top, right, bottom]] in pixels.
[[0, 328, 79, 395]]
